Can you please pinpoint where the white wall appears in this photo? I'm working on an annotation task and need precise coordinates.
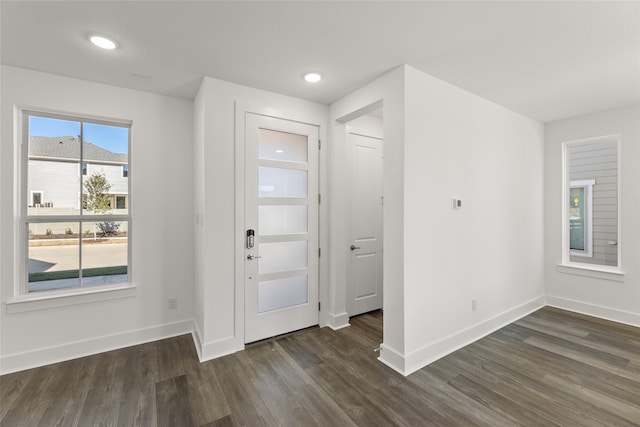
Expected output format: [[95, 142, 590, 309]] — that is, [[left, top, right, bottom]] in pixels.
[[0, 66, 195, 373], [544, 104, 640, 325], [401, 66, 545, 374], [193, 77, 328, 360]]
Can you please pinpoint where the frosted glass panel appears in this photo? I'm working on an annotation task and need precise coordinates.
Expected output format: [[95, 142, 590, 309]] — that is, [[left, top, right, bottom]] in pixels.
[[258, 276, 308, 313], [259, 240, 307, 274], [259, 129, 308, 163], [259, 205, 307, 235], [259, 167, 307, 198]]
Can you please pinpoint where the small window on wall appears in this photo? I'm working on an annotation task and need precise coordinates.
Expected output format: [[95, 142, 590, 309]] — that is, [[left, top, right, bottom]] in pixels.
[[122, 165, 128, 178], [31, 191, 43, 207], [563, 135, 620, 270], [569, 180, 594, 256], [116, 196, 126, 209], [21, 110, 131, 295]]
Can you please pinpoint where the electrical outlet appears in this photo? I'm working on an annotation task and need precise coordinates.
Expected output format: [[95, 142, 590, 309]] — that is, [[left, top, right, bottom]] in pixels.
[[168, 297, 178, 310], [471, 299, 478, 312]]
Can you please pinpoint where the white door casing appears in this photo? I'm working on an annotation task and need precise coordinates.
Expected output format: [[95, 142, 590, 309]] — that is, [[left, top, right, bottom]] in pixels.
[[244, 113, 319, 343], [347, 131, 383, 316]]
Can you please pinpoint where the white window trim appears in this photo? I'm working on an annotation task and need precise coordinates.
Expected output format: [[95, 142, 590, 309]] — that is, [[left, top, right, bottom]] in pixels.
[[561, 134, 623, 276], [6, 284, 137, 314], [15, 108, 133, 305], [569, 179, 594, 258]]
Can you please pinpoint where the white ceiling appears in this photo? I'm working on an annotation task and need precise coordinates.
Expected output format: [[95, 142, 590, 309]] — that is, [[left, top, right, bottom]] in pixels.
[[1, 1, 639, 123]]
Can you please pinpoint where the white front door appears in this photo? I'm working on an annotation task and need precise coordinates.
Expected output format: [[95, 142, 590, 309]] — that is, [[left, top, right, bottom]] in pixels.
[[347, 131, 383, 316], [244, 113, 319, 343]]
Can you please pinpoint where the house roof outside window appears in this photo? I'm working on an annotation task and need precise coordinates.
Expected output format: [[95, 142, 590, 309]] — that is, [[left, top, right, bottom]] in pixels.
[[29, 136, 127, 164]]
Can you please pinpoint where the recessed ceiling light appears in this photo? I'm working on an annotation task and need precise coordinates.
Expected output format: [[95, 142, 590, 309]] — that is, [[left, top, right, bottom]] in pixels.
[[304, 73, 322, 83], [275, 149, 284, 153], [89, 35, 117, 50]]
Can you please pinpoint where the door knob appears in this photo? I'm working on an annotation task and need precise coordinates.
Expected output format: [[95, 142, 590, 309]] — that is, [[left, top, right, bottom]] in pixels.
[[247, 254, 262, 260], [350, 245, 361, 251]]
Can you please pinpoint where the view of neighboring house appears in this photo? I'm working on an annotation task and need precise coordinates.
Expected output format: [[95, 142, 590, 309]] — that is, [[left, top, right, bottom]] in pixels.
[[28, 135, 128, 213]]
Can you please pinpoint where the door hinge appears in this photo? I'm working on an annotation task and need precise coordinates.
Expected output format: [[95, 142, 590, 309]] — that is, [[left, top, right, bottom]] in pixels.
[[318, 248, 321, 257], [318, 302, 321, 311], [318, 193, 321, 204], [318, 139, 321, 150]]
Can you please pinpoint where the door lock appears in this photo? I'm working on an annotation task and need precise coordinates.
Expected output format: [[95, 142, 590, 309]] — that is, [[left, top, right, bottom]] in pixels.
[[246, 229, 255, 249], [350, 245, 361, 251], [247, 254, 261, 260]]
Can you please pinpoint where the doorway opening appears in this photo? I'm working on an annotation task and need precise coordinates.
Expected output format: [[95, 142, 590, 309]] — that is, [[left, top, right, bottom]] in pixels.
[[342, 106, 384, 320]]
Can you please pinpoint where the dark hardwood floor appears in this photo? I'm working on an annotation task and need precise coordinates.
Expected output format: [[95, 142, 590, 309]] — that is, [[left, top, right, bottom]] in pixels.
[[1, 307, 639, 426]]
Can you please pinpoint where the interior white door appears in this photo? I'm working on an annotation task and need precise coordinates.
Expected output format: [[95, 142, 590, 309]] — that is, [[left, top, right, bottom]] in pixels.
[[244, 113, 319, 343], [347, 131, 383, 316]]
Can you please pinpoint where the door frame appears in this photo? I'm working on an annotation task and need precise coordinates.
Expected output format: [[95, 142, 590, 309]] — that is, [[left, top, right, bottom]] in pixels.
[[326, 100, 386, 331], [234, 102, 328, 347]]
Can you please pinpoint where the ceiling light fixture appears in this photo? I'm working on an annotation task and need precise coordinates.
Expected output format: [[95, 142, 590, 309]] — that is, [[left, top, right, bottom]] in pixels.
[[304, 73, 322, 83], [89, 35, 117, 50]]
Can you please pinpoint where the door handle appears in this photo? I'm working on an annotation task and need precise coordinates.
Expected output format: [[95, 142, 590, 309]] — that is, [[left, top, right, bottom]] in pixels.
[[350, 245, 361, 251], [247, 254, 262, 260]]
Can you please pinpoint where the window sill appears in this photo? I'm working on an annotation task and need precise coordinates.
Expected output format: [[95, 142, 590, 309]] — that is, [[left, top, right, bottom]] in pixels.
[[557, 264, 625, 282], [5, 284, 137, 314]]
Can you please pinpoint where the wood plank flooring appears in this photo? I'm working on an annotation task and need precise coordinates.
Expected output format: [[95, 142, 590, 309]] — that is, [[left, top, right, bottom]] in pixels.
[[1, 307, 639, 426]]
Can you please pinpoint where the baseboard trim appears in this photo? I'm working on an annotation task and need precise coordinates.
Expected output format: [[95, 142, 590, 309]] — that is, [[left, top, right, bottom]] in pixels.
[[324, 311, 350, 330], [0, 319, 193, 375], [198, 336, 243, 362], [546, 296, 640, 327], [191, 319, 204, 361], [399, 296, 546, 376], [378, 343, 405, 375]]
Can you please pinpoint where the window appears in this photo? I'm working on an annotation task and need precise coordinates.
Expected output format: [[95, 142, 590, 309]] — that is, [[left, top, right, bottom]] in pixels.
[[569, 180, 594, 256], [122, 164, 128, 178], [116, 196, 126, 209], [563, 135, 620, 269], [22, 111, 131, 294], [31, 191, 43, 207]]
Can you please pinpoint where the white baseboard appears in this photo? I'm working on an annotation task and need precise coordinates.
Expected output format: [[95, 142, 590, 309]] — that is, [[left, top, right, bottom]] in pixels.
[[0, 319, 193, 375], [378, 343, 405, 375], [546, 296, 640, 327], [324, 311, 350, 330], [391, 296, 546, 376], [198, 335, 243, 362]]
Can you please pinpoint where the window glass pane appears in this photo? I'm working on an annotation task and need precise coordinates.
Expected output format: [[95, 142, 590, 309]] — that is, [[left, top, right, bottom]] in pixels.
[[28, 116, 81, 215], [258, 128, 308, 163], [258, 276, 308, 313], [567, 138, 618, 267], [259, 205, 307, 235], [116, 196, 127, 210], [82, 123, 129, 216], [24, 112, 131, 295], [569, 187, 585, 251], [81, 221, 128, 285], [28, 222, 80, 292], [258, 240, 307, 274], [258, 167, 307, 198]]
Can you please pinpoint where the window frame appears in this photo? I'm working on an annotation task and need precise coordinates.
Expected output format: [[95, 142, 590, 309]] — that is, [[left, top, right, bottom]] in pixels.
[[17, 109, 133, 298], [561, 134, 622, 274]]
